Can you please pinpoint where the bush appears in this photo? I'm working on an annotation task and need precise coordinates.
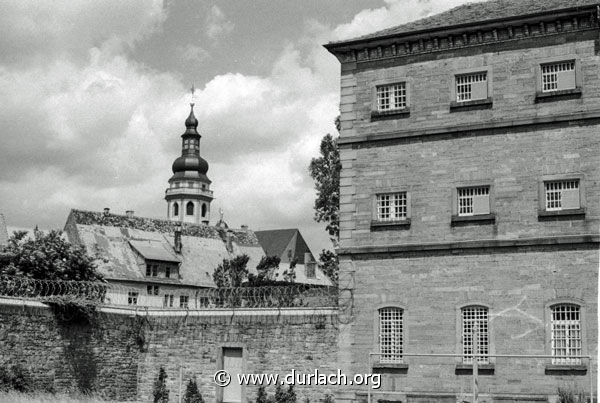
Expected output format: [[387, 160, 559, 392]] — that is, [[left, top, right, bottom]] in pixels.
[[256, 386, 268, 403], [557, 386, 586, 403], [153, 367, 169, 403], [323, 393, 334, 403], [0, 364, 32, 393], [183, 378, 203, 403]]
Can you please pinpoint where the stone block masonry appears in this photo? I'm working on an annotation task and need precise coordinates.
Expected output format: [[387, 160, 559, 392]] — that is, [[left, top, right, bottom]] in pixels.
[[0, 300, 339, 402]]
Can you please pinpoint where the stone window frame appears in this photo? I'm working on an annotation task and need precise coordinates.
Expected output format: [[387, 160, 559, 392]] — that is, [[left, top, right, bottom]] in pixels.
[[449, 66, 493, 111], [537, 173, 586, 220], [216, 344, 247, 403], [544, 298, 588, 374], [370, 77, 412, 120], [372, 303, 409, 370], [451, 180, 495, 225], [127, 291, 138, 306], [454, 302, 495, 375], [535, 54, 582, 102], [370, 187, 412, 230]]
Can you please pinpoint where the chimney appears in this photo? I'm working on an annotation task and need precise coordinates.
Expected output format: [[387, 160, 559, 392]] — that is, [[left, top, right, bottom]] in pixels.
[[103, 207, 110, 216], [241, 224, 248, 230], [174, 223, 182, 253], [225, 229, 233, 253], [125, 210, 134, 218], [304, 252, 313, 265]]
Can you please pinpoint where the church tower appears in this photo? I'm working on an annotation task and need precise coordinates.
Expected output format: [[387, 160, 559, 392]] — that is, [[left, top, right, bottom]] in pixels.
[[165, 99, 213, 224]]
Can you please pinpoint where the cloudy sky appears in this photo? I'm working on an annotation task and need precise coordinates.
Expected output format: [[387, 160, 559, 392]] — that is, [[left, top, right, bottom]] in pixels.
[[0, 0, 476, 253]]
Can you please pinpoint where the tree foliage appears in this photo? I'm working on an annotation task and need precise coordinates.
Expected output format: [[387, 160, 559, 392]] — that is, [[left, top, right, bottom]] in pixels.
[[308, 133, 341, 245], [249, 255, 281, 285], [183, 377, 203, 403], [153, 367, 169, 403], [318, 249, 338, 285], [213, 254, 250, 287], [0, 229, 102, 281]]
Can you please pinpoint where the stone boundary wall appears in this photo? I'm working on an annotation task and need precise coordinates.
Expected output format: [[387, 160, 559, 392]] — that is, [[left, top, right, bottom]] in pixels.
[[0, 298, 339, 402]]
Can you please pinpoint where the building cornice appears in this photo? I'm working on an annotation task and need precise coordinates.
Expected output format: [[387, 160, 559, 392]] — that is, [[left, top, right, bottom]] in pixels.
[[338, 110, 600, 147], [325, 5, 599, 66], [337, 234, 600, 257]]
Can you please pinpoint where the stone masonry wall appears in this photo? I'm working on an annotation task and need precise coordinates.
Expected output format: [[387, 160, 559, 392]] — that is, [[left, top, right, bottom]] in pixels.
[[337, 246, 598, 401], [0, 301, 338, 402]]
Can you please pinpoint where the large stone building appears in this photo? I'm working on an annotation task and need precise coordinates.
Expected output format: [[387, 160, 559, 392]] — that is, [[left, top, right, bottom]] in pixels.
[[325, 0, 599, 401]]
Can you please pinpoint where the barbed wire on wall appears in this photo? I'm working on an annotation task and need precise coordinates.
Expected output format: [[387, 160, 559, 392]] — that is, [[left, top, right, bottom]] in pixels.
[[0, 275, 339, 310]]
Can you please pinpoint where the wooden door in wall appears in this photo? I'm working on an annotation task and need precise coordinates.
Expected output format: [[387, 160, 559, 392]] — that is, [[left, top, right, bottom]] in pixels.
[[223, 348, 243, 403]]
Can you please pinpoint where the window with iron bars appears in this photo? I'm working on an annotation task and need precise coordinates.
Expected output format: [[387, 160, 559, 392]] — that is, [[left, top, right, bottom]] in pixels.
[[545, 180, 579, 211], [551, 304, 582, 365], [377, 192, 407, 221], [128, 291, 138, 306], [457, 186, 490, 216], [456, 72, 487, 102], [379, 307, 403, 363], [377, 83, 407, 112], [542, 61, 575, 92], [462, 306, 489, 364]]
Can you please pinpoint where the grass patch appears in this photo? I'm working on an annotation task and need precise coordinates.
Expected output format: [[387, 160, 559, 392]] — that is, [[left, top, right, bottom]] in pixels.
[[0, 391, 110, 403]]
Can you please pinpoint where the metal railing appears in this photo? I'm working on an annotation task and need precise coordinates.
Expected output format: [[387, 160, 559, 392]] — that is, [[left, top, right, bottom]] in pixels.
[[0, 275, 338, 309]]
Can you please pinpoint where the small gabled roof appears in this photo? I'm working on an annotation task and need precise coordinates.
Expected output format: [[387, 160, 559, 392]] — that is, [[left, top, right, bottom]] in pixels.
[[129, 240, 182, 263], [327, 0, 599, 46], [255, 228, 314, 264]]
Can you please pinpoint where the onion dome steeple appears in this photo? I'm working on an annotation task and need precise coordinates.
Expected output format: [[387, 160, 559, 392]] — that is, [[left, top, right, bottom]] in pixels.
[[165, 85, 214, 225]]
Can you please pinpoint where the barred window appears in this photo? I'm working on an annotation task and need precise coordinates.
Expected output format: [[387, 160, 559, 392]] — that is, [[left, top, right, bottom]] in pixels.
[[377, 83, 407, 112], [163, 294, 174, 308], [146, 285, 159, 295], [180, 295, 189, 308], [551, 304, 581, 365], [127, 291, 138, 306], [456, 72, 487, 102], [379, 307, 403, 363], [545, 180, 580, 211], [542, 61, 575, 92], [377, 192, 407, 221], [458, 186, 490, 216], [462, 306, 489, 364]]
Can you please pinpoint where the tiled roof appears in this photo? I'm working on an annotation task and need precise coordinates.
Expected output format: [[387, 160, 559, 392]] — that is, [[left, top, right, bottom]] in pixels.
[[330, 0, 599, 45], [255, 229, 297, 259]]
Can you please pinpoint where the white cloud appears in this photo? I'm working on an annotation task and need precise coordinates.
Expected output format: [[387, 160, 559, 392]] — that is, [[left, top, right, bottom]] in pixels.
[[332, 0, 480, 41], [205, 5, 235, 40]]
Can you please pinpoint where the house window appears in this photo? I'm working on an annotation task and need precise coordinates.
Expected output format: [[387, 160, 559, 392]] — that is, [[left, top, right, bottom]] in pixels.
[[545, 180, 580, 211], [462, 306, 489, 364], [379, 307, 403, 363], [186, 201, 194, 215], [457, 186, 490, 216], [180, 295, 189, 308], [541, 61, 575, 92], [456, 72, 487, 102], [551, 304, 581, 365], [147, 285, 159, 295], [165, 266, 171, 278], [377, 83, 406, 112], [173, 202, 179, 216], [163, 294, 174, 308], [201, 203, 207, 217], [128, 291, 138, 305], [376, 192, 407, 222], [305, 264, 316, 279], [146, 264, 158, 277]]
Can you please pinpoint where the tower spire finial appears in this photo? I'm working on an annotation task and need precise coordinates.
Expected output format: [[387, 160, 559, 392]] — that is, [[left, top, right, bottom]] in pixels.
[[190, 83, 196, 107]]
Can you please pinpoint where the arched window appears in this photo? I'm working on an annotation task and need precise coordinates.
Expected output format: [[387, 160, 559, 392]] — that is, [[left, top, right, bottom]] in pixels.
[[201, 203, 207, 217], [173, 202, 179, 216], [378, 307, 403, 363], [461, 305, 489, 364], [550, 304, 581, 365], [186, 201, 194, 215]]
